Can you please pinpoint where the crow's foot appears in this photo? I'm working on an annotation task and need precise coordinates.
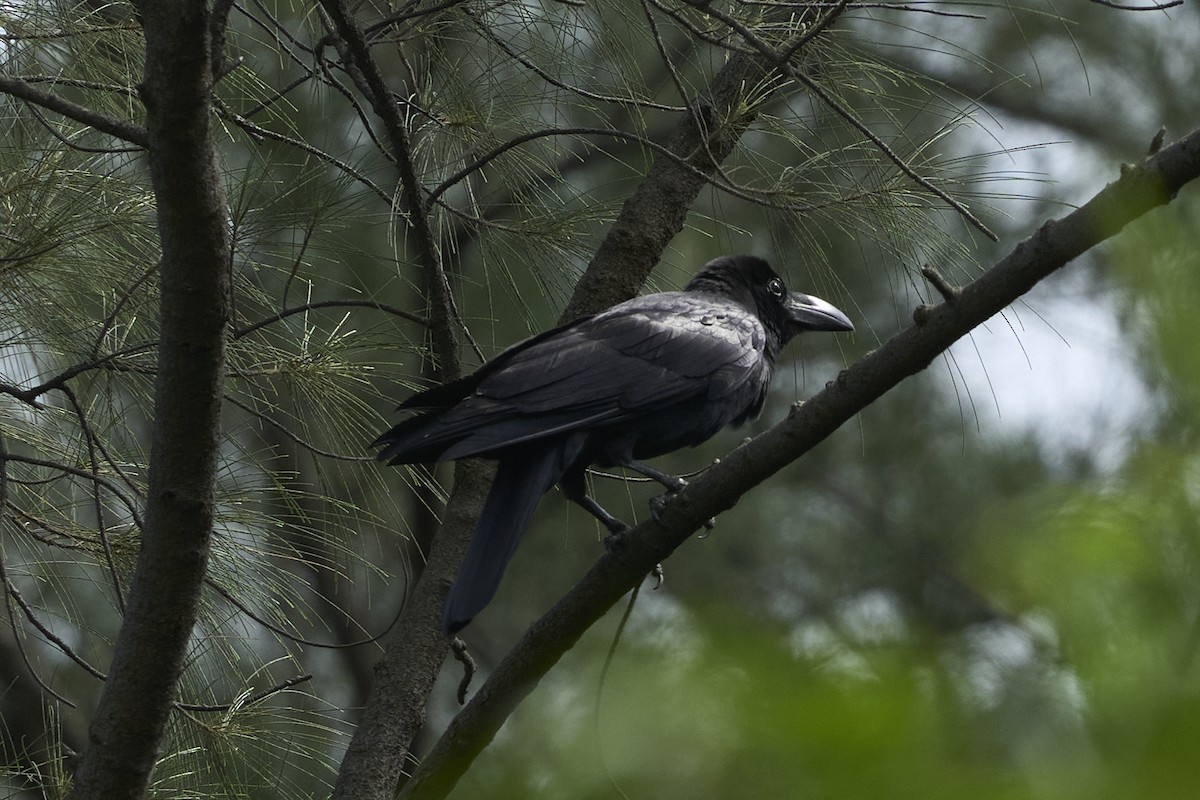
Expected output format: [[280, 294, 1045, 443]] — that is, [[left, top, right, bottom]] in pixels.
[[650, 488, 716, 534], [648, 483, 684, 523], [603, 523, 634, 559]]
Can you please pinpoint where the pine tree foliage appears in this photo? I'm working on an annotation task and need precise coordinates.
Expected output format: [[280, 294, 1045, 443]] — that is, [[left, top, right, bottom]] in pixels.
[[1, 0, 1198, 798]]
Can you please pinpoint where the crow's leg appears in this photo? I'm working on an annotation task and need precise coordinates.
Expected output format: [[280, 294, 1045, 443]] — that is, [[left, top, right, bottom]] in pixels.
[[623, 460, 717, 532], [560, 466, 629, 539], [621, 459, 687, 492], [560, 472, 663, 577], [574, 494, 629, 538]]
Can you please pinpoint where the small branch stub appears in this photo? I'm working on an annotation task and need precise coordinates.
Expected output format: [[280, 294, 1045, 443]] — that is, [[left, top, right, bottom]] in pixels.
[[1149, 126, 1167, 156], [451, 638, 477, 705], [920, 264, 961, 303]]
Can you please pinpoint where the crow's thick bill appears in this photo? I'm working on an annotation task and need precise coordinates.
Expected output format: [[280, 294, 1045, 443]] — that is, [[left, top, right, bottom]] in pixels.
[[374, 255, 853, 634]]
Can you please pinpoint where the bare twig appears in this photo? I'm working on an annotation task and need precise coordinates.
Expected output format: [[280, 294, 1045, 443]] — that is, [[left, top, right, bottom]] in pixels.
[[313, 54, 396, 162], [213, 97, 398, 209], [9, 74, 138, 99], [233, 299, 428, 339], [467, 9, 686, 113], [1087, 0, 1181, 9], [60, 385, 126, 612], [779, 0, 852, 63], [240, 73, 314, 119], [450, 638, 476, 705], [205, 578, 401, 649], [0, 441, 85, 708], [364, 0, 471, 39], [1149, 126, 1167, 156], [2, 454, 145, 529], [1, 590, 80, 709], [22, 103, 141, 154], [0, 23, 139, 42], [91, 261, 159, 358], [2, 340, 159, 405], [223, 394, 375, 463], [7, 505, 96, 550], [920, 264, 961, 302], [236, 0, 318, 69], [175, 673, 314, 713], [6, 579, 108, 683]]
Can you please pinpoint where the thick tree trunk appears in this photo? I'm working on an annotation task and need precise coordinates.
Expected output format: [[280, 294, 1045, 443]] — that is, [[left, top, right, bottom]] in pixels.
[[66, 3, 231, 797]]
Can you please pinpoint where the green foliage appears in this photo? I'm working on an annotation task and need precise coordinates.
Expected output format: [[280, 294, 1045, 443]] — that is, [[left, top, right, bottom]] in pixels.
[[2, 0, 1198, 797]]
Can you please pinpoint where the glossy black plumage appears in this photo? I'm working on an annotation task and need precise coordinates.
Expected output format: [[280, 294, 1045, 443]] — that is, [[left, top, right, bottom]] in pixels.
[[374, 255, 853, 634]]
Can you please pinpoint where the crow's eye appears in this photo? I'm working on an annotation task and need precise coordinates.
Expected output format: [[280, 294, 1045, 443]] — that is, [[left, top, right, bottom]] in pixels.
[[767, 278, 786, 298]]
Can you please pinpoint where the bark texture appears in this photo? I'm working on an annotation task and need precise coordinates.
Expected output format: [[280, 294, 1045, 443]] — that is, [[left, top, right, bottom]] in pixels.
[[66, 3, 231, 797]]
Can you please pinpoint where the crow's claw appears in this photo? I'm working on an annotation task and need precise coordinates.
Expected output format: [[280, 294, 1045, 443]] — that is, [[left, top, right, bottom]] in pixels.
[[664, 474, 688, 493], [649, 492, 670, 523], [603, 524, 634, 559], [651, 563, 665, 590], [648, 481, 686, 523], [650, 481, 718, 535]]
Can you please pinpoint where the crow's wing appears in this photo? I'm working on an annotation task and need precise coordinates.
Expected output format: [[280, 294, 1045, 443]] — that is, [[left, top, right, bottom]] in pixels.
[[426, 292, 769, 459], [396, 314, 597, 411], [374, 315, 599, 462]]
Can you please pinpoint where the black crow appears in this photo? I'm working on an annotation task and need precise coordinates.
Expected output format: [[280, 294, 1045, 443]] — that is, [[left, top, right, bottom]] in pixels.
[[374, 255, 853, 634]]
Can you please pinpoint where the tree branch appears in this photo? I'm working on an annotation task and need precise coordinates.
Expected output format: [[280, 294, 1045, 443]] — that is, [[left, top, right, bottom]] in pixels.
[[558, 47, 774, 320], [315, 5, 490, 800], [318, 0, 459, 380], [398, 125, 1200, 800], [559, 1, 837, 321], [0, 74, 148, 147], [232, 298, 428, 339]]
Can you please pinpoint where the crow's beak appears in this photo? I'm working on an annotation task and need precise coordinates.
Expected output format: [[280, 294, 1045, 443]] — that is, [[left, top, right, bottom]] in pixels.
[[786, 293, 854, 333]]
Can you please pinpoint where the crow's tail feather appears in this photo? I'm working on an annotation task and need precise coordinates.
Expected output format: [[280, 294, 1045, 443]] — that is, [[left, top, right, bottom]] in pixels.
[[441, 445, 571, 635]]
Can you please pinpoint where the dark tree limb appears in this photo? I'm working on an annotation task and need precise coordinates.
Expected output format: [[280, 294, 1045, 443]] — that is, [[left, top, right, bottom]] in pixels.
[[558, 46, 776, 321], [65, 1, 232, 796], [0, 75, 148, 147], [315, 5, 491, 800], [318, 0, 459, 381], [398, 126, 1200, 800], [334, 459, 493, 800]]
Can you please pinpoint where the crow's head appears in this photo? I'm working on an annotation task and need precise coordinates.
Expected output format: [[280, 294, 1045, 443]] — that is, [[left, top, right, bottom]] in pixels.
[[687, 255, 853, 346]]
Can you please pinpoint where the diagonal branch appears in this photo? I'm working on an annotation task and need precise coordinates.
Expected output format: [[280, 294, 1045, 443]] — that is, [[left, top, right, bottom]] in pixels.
[[0, 75, 148, 147], [315, 6, 491, 800], [398, 125, 1200, 800], [559, 1, 839, 322], [318, 0, 459, 379], [689, 0, 996, 241]]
